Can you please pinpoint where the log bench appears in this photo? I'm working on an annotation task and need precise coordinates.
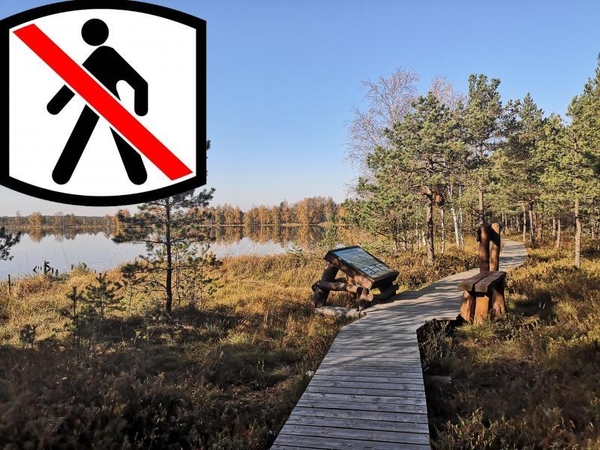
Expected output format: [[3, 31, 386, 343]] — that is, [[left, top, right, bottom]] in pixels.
[[458, 270, 506, 325]]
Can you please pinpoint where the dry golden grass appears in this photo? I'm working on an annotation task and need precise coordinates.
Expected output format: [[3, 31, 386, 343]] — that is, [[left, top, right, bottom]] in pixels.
[[0, 242, 480, 449], [422, 244, 600, 449]]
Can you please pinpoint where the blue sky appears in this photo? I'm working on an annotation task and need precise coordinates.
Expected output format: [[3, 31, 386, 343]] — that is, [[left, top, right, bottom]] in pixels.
[[2, 0, 600, 216]]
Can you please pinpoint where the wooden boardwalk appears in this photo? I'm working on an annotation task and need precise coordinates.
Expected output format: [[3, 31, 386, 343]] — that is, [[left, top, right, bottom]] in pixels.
[[272, 240, 527, 449]]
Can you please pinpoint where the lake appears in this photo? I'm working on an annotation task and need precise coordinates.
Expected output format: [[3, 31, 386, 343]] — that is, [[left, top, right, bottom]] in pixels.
[[0, 226, 325, 279]]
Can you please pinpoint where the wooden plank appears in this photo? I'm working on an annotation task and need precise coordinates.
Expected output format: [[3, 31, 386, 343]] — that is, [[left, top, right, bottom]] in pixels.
[[324, 349, 421, 358], [313, 374, 425, 385], [273, 434, 429, 450], [270, 445, 320, 450], [315, 367, 424, 379], [320, 352, 422, 361], [309, 379, 424, 392], [285, 414, 430, 435], [306, 385, 425, 399], [331, 337, 418, 345], [327, 341, 418, 350], [319, 348, 419, 356], [296, 398, 427, 415], [332, 333, 418, 342], [298, 391, 427, 407], [473, 271, 505, 293], [317, 360, 423, 370], [458, 271, 505, 293], [319, 356, 422, 367], [279, 424, 430, 446], [323, 343, 420, 351], [457, 272, 490, 291], [290, 406, 429, 424]]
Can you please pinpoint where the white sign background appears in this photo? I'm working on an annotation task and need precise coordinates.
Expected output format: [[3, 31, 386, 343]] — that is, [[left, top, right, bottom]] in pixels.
[[8, 9, 197, 197]]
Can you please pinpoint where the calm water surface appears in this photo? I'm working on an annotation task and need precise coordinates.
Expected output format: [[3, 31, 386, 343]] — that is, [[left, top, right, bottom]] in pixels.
[[0, 227, 323, 278]]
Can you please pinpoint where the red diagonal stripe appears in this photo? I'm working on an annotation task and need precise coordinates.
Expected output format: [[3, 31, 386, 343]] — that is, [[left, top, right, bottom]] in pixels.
[[13, 23, 192, 181]]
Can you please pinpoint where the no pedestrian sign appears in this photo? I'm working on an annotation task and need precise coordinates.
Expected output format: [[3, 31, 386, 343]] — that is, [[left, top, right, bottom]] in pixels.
[[0, 1, 206, 206]]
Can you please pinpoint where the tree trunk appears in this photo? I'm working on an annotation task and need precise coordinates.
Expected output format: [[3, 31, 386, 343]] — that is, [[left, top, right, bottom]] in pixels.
[[458, 184, 465, 250], [522, 202, 527, 244], [440, 207, 446, 254], [451, 206, 460, 248], [556, 218, 561, 249], [448, 184, 461, 248], [478, 179, 485, 224], [426, 199, 434, 263], [415, 221, 420, 251], [529, 206, 535, 245], [552, 217, 556, 238], [575, 198, 581, 268], [165, 200, 173, 314]]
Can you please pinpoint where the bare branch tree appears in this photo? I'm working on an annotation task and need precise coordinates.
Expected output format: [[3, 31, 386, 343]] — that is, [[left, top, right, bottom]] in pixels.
[[346, 68, 420, 175], [430, 75, 464, 110]]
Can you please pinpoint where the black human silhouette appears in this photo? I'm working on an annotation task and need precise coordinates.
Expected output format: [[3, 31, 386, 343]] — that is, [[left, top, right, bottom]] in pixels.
[[48, 18, 148, 185]]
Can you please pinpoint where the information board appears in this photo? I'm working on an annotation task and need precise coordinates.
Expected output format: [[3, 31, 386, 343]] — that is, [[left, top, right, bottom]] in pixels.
[[324, 246, 398, 290]]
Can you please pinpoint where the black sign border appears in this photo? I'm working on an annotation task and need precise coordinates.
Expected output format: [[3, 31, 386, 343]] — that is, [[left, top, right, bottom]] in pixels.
[[0, 0, 206, 207]]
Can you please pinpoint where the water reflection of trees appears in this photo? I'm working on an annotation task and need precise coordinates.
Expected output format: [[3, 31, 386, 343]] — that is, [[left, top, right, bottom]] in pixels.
[[12, 226, 109, 243], [16, 225, 326, 252], [215, 226, 324, 250]]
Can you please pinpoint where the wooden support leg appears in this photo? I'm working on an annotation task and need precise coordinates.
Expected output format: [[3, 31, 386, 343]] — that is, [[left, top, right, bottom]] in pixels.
[[474, 294, 491, 326], [460, 291, 476, 323], [491, 283, 506, 318], [311, 263, 338, 308]]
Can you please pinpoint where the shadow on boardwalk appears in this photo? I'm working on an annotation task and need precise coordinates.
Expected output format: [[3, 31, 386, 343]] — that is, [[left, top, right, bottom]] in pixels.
[[272, 240, 527, 450]]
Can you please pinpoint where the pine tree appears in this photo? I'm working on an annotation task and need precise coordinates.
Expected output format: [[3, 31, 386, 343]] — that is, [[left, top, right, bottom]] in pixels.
[[113, 189, 215, 314], [366, 92, 462, 262], [83, 273, 123, 321], [495, 93, 546, 243], [460, 74, 503, 223], [564, 59, 600, 266], [0, 227, 20, 261]]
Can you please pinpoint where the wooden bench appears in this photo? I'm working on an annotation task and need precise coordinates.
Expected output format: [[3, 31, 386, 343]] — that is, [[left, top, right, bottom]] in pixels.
[[458, 270, 506, 325]]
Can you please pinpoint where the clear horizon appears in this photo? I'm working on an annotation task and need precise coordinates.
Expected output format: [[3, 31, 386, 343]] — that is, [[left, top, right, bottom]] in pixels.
[[2, 0, 600, 216]]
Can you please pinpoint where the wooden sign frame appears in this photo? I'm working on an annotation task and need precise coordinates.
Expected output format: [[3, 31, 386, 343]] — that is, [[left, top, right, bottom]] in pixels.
[[324, 246, 398, 290]]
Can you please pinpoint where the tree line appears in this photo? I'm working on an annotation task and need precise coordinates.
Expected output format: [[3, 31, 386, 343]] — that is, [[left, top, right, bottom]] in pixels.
[[208, 196, 340, 226], [0, 196, 343, 234], [0, 212, 112, 230], [344, 66, 600, 266]]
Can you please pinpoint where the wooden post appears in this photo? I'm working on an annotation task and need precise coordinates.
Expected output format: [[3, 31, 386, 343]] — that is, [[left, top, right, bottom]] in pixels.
[[7, 274, 11, 297], [490, 222, 504, 317], [311, 263, 338, 308], [474, 294, 492, 325], [490, 222, 501, 271], [459, 291, 476, 323], [478, 224, 491, 273], [491, 284, 506, 318]]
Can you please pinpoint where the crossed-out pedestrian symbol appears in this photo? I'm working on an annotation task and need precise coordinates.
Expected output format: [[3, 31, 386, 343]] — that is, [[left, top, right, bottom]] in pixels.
[[48, 18, 148, 185], [14, 17, 193, 184]]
